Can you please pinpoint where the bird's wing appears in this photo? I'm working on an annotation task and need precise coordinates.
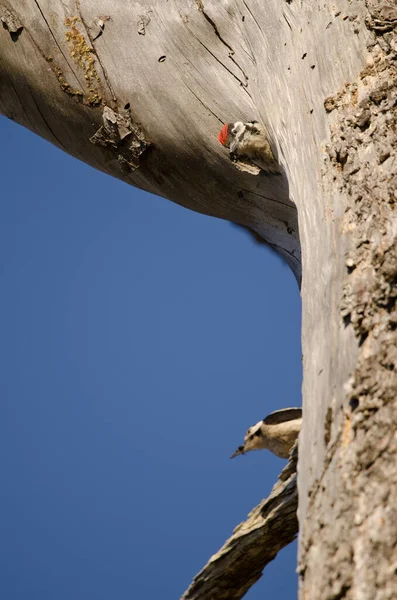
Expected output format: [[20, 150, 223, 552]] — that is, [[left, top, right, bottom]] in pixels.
[[263, 407, 302, 425]]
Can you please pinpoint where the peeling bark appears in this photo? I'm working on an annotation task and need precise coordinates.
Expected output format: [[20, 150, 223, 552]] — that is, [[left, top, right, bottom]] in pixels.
[[1, 8, 23, 38], [90, 105, 151, 170]]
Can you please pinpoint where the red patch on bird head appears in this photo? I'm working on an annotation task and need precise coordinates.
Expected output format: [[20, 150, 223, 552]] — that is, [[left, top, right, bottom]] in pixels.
[[218, 123, 230, 146]]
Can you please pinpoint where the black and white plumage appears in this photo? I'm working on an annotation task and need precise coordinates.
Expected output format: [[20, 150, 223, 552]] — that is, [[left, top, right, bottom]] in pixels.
[[230, 407, 302, 459], [218, 121, 281, 175]]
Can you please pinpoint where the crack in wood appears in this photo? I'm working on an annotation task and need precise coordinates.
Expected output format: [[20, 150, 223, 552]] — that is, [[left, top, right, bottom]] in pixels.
[[28, 84, 67, 151], [195, 1, 249, 88], [0, 60, 36, 131], [194, 34, 251, 94], [242, 0, 266, 40], [183, 82, 223, 123], [283, 12, 293, 31], [75, 0, 117, 106], [32, 0, 84, 89], [236, 186, 295, 209], [195, 0, 234, 53]]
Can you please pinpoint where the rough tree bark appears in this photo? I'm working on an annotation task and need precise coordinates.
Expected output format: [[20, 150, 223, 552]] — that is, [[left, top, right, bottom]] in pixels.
[[1, 1, 396, 598]]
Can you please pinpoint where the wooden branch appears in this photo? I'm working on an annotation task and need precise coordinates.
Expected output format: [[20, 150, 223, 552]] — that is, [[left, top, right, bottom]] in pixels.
[[180, 446, 298, 600]]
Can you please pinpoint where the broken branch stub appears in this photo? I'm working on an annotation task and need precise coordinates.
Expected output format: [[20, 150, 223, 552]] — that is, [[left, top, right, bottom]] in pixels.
[[181, 444, 298, 600]]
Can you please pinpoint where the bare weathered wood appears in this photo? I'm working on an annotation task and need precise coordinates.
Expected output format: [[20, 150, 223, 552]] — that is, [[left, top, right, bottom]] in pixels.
[[181, 447, 298, 600], [1, 1, 396, 598], [298, 10, 397, 598], [0, 0, 300, 276]]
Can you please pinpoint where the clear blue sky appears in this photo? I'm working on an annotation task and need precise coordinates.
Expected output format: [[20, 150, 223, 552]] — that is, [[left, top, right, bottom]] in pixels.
[[0, 115, 302, 599]]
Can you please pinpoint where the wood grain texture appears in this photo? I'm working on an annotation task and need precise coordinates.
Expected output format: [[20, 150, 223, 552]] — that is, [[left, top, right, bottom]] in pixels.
[[181, 447, 298, 600], [298, 13, 397, 598], [0, 0, 300, 274], [1, 1, 396, 598]]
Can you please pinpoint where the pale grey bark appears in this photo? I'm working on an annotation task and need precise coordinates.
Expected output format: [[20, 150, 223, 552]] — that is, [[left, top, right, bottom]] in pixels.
[[1, 1, 396, 598], [299, 7, 397, 597], [0, 0, 299, 274]]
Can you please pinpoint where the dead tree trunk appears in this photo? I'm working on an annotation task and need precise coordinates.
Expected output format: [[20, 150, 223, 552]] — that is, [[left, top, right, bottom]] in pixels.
[[1, 1, 396, 598]]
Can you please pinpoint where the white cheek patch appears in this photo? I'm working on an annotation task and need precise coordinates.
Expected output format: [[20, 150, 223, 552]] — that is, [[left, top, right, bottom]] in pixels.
[[244, 420, 263, 442]]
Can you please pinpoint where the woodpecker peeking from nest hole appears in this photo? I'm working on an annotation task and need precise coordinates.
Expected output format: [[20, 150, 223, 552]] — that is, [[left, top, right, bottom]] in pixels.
[[218, 121, 281, 175], [231, 408, 302, 459]]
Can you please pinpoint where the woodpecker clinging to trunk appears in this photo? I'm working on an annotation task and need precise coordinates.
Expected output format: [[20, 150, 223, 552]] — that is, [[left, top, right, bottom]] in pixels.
[[218, 121, 281, 175], [231, 407, 302, 459]]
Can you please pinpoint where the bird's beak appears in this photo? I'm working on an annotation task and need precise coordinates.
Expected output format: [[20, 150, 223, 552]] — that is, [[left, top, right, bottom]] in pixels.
[[230, 445, 245, 459]]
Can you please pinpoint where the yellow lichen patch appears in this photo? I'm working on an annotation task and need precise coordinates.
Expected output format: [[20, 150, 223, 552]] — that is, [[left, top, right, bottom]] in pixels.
[[86, 93, 102, 107], [64, 16, 102, 105], [52, 63, 84, 101]]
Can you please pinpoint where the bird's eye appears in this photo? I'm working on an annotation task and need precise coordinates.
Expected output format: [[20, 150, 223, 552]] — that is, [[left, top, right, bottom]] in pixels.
[[246, 428, 251, 435]]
